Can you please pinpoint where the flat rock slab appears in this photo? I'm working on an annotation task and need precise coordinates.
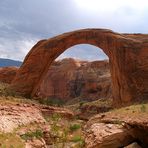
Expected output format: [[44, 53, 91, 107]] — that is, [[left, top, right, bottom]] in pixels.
[[0, 103, 45, 133]]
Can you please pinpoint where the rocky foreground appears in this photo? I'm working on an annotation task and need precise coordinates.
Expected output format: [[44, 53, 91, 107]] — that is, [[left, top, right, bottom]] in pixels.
[[0, 98, 147, 148], [0, 84, 147, 148], [84, 104, 148, 148]]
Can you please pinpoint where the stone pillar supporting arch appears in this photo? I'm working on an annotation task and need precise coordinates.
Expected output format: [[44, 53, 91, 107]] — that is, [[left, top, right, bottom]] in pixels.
[[11, 29, 148, 106]]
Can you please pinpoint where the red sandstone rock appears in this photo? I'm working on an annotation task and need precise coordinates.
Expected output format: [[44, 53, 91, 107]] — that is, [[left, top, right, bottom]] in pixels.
[[0, 67, 18, 84], [0, 102, 45, 133], [10, 29, 148, 106], [38, 58, 111, 101]]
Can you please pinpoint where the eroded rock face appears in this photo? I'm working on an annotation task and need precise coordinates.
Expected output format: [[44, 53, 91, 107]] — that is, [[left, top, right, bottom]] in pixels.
[[38, 58, 111, 101], [0, 67, 18, 84], [10, 29, 148, 106]]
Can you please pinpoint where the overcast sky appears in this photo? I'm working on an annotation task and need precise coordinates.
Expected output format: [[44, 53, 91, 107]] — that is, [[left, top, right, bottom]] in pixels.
[[0, 0, 148, 61]]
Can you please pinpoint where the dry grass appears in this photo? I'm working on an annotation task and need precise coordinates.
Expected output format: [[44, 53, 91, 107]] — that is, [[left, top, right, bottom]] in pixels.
[[0, 133, 25, 148], [110, 103, 148, 116], [0, 82, 41, 106]]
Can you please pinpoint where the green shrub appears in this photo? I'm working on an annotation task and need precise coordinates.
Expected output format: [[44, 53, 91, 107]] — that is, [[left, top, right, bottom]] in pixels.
[[0, 83, 17, 97], [79, 102, 84, 108], [51, 113, 61, 122], [38, 97, 64, 106], [140, 104, 146, 112], [69, 124, 81, 132], [71, 135, 83, 142], [20, 129, 43, 141]]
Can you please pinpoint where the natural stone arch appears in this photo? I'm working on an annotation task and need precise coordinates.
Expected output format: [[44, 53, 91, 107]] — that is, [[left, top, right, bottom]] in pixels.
[[11, 29, 148, 106]]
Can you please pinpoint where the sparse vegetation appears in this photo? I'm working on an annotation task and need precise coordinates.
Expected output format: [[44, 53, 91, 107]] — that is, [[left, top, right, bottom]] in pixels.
[[47, 113, 84, 147], [0, 82, 17, 97], [111, 103, 148, 114], [71, 135, 83, 142], [0, 82, 38, 105], [71, 135, 85, 147], [1, 82, 148, 147], [38, 97, 64, 107], [79, 101, 84, 108], [140, 104, 146, 112], [0, 133, 25, 148], [69, 124, 81, 132], [20, 129, 43, 141]]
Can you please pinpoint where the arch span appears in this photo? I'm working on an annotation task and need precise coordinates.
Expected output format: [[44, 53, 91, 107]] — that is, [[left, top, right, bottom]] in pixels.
[[11, 29, 148, 106]]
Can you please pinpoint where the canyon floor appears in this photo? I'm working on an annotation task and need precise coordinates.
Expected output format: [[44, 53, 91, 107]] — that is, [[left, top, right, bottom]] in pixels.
[[0, 82, 148, 148]]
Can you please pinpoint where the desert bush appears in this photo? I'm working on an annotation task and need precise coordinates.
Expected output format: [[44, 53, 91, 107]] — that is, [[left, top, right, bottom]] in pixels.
[[0, 82, 17, 97], [140, 104, 146, 112], [38, 97, 64, 107], [20, 129, 43, 141], [0, 133, 24, 148], [69, 124, 81, 132], [71, 135, 83, 142]]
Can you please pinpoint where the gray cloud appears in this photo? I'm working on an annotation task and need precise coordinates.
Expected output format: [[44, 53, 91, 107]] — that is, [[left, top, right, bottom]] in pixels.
[[0, 0, 148, 61]]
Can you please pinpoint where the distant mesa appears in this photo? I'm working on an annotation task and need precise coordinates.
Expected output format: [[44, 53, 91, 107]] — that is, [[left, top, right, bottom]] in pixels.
[[0, 58, 22, 67]]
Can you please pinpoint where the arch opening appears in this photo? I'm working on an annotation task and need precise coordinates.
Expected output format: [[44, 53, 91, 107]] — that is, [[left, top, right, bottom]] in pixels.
[[57, 44, 108, 61]]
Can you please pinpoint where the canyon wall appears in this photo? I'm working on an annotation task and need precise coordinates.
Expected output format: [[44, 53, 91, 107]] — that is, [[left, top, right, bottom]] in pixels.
[[38, 58, 111, 101]]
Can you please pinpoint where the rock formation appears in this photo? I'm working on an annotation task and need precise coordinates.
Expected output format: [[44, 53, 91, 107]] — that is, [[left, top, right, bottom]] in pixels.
[[10, 29, 148, 106], [84, 123, 134, 148], [0, 67, 18, 84], [38, 58, 111, 101]]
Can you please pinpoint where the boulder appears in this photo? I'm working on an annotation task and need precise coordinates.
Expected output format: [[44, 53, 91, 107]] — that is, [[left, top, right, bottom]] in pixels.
[[84, 104, 148, 148], [84, 123, 134, 148], [124, 142, 142, 148]]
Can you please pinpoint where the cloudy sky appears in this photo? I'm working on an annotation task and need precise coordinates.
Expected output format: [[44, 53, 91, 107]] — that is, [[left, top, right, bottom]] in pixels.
[[0, 0, 148, 61]]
